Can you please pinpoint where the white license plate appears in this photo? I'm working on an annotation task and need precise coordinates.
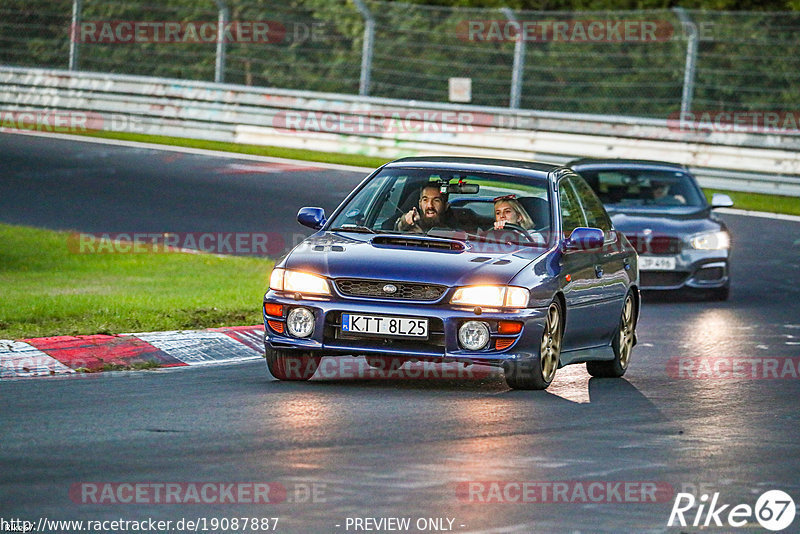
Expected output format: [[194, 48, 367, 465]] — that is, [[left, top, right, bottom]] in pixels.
[[341, 313, 428, 338], [639, 255, 678, 271]]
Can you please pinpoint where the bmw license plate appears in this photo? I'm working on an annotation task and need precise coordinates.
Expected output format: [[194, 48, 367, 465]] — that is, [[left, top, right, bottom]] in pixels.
[[341, 313, 428, 338], [639, 255, 678, 271]]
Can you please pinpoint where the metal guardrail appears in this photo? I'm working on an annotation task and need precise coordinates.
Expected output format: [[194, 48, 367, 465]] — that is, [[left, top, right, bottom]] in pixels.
[[1, 66, 799, 196], [5, 3, 799, 119]]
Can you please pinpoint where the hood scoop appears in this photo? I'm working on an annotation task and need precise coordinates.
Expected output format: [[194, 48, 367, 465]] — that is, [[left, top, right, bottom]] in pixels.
[[371, 235, 465, 253]]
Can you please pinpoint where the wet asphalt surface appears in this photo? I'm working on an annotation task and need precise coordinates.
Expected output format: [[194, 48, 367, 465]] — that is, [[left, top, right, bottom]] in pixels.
[[1, 133, 800, 533]]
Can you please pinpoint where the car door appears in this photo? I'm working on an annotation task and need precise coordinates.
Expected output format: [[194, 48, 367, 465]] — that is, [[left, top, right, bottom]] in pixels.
[[558, 175, 602, 352], [569, 173, 627, 346]]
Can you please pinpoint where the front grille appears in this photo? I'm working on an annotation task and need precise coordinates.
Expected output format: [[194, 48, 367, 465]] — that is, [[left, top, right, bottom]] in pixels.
[[626, 234, 682, 255], [335, 279, 446, 301], [641, 271, 689, 287]]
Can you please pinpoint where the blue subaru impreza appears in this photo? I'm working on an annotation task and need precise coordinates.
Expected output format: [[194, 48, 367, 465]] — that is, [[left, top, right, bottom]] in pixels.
[[263, 157, 639, 389]]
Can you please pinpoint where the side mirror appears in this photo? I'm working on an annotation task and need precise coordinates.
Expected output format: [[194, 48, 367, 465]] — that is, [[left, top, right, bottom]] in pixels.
[[711, 193, 734, 208], [297, 207, 326, 230], [565, 227, 605, 251]]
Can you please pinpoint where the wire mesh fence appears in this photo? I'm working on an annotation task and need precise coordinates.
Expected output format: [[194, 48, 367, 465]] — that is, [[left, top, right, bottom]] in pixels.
[[1, 0, 799, 120]]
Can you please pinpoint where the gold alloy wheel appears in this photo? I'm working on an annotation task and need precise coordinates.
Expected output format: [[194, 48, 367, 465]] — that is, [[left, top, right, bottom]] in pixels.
[[540, 302, 562, 383], [618, 295, 635, 370]]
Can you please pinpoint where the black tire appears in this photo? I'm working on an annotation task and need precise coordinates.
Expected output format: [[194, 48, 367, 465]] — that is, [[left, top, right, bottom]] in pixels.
[[504, 300, 563, 390], [587, 292, 636, 378], [265, 348, 320, 381]]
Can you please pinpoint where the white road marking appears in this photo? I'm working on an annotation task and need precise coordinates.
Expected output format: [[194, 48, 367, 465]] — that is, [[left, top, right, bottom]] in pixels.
[[716, 207, 800, 223]]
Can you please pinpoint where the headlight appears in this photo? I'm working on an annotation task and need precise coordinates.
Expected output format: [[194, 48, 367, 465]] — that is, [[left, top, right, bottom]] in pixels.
[[269, 268, 285, 290], [269, 268, 330, 295], [689, 231, 730, 250], [450, 285, 529, 308]]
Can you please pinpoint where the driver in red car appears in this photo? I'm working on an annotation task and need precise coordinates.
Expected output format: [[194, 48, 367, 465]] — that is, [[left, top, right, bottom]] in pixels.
[[395, 183, 457, 232]]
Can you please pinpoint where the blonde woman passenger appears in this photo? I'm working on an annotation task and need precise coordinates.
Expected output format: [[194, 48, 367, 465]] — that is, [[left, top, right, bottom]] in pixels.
[[493, 195, 534, 230]]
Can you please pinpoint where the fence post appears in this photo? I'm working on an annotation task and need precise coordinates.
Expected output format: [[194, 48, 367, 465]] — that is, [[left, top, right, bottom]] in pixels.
[[68, 0, 82, 70], [214, 0, 229, 83], [673, 7, 698, 122], [352, 0, 374, 96], [502, 8, 525, 109]]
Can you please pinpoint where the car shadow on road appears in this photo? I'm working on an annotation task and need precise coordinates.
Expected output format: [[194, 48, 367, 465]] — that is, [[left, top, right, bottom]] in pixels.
[[262, 357, 674, 423]]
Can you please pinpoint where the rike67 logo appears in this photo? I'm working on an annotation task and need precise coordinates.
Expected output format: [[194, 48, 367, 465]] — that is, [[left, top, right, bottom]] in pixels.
[[668, 490, 796, 531]]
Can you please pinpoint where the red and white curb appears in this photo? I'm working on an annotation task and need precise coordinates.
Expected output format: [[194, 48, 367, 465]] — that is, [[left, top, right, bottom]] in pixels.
[[0, 325, 264, 379]]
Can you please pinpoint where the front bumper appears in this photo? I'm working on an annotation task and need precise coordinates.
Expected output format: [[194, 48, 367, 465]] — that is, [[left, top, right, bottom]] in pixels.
[[263, 292, 548, 367], [639, 249, 729, 290]]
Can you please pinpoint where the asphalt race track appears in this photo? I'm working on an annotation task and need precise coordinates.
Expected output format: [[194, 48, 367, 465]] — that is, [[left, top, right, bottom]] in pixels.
[[0, 133, 364, 254], [2, 133, 800, 533]]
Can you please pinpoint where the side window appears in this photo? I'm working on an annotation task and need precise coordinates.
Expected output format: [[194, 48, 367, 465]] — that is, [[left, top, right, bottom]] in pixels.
[[559, 178, 586, 237], [570, 174, 612, 234]]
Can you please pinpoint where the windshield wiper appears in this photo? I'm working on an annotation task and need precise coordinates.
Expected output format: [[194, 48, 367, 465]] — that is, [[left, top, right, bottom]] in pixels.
[[331, 224, 377, 234]]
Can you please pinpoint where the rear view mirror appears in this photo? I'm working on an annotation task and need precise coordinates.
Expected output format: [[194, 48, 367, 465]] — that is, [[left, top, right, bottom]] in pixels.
[[445, 183, 480, 194], [566, 227, 605, 251], [297, 207, 326, 230], [711, 193, 734, 208]]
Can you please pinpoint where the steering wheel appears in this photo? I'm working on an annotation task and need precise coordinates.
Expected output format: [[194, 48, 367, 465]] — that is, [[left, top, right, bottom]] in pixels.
[[496, 223, 536, 243]]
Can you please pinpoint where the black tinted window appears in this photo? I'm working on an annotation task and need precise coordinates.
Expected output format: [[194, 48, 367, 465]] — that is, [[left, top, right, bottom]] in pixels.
[[577, 168, 704, 208], [569, 174, 612, 233], [559, 178, 585, 236]]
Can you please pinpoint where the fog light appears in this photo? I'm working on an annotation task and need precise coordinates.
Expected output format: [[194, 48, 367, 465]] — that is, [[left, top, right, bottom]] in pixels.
[[286, 307, 314, 338], [459, 321, 490, 351]]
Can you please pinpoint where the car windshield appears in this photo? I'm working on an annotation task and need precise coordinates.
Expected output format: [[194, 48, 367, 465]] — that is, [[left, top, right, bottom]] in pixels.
[[577, 169, 705, 208], [328, 168, 551, 245]]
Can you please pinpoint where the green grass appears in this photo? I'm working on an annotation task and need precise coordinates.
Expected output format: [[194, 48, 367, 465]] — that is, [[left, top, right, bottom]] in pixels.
[[704, 189, 800, 216], [80, 130, 800, 216], [0, 224, 272, 340], [91, 360, 163, 372]]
